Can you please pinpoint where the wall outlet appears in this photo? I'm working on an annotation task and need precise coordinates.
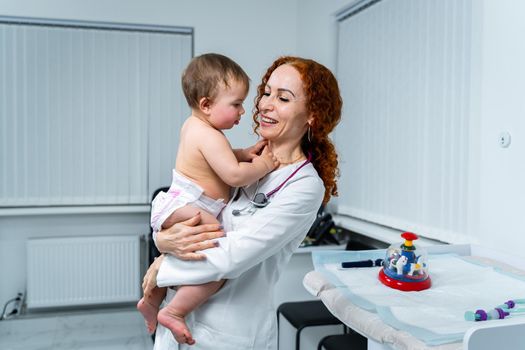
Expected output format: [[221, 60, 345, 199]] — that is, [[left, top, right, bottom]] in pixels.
[[498, 132, 511, 148]]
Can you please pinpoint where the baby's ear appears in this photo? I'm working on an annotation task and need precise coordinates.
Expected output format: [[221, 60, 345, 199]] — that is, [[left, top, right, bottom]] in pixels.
[[199, 97, 212, 114]]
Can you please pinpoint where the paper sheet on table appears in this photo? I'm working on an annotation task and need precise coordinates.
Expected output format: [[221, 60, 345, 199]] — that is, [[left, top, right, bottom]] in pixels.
[[313, 251, 525, 345]]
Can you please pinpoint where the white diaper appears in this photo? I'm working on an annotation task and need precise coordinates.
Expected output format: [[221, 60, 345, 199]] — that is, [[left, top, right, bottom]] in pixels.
[[150, 170, 226, 233]]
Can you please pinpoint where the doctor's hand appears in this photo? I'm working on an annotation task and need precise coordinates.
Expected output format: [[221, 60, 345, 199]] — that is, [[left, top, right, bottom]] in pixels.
[[155, 213, 224, 261]]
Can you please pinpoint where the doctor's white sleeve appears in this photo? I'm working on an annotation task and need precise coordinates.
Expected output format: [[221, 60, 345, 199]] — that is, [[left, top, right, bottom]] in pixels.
[[156, 173, 324, 287]]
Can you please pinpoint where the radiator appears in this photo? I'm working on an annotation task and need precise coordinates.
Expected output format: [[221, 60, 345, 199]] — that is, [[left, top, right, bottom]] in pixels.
[[26, 235, 141, 309]]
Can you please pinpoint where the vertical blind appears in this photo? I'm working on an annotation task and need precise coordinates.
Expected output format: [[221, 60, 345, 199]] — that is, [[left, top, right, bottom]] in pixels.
[[0, 18, 192, 207], [335, 0, 476, 243]]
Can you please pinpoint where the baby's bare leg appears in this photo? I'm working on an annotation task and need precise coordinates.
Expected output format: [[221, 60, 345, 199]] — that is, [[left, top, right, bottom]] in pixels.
[[158, 280, 225, 345], [162, 204, 220, 228], [137, 286, 167, 334], [158, 205, 221, 344]]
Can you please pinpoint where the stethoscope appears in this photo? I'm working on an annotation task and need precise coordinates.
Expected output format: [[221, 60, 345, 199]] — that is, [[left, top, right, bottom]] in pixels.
[[232, 152, 312, 216]]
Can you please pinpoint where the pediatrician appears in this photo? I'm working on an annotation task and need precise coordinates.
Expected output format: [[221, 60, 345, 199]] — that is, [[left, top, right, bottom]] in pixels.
[[144, 56, 343, 350]]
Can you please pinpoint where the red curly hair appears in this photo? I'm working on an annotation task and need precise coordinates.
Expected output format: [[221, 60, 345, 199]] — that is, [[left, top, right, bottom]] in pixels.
[[252, 56, 342, 204]]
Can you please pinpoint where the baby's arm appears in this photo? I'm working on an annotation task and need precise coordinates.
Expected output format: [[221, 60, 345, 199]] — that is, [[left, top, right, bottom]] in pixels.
[[201, 131, 279, 187], [232, 139, 267, 162]]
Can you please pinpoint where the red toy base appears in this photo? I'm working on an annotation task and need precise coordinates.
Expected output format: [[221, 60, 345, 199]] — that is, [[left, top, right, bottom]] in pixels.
[[378, 269, 431, 291]]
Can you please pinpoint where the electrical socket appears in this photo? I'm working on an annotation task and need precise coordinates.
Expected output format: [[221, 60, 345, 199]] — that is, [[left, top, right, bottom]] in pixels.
[[498, 132, 511, 148]]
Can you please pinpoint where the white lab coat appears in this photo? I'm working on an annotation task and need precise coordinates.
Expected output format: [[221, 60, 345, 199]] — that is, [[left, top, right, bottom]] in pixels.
[[153, 162, 324, 350]]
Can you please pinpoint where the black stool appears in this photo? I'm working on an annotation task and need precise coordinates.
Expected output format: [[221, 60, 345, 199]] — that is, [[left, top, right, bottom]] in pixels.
[[317, 332, 368, 350], [277, 300, 344, 350]]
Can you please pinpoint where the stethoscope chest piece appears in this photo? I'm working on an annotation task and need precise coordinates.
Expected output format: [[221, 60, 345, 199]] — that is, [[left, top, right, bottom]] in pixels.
[[231, 191, 268, 216], [251, 193, 269, 208]]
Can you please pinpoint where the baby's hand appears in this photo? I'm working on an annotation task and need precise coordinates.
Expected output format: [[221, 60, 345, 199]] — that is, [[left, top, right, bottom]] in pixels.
[[244, 139, 268, 161], [256, 146, 279, 171], [142, 254, 164, 298]]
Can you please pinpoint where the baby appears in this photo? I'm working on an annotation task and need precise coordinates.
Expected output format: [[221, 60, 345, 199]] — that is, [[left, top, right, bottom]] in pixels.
[[137, 53, 278, 345]]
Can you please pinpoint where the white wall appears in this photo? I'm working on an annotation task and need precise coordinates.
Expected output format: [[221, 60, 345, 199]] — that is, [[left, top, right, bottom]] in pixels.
[[296, 0, 353, 72], [296, 0, 358, 214], [0, 212, 149, 309]]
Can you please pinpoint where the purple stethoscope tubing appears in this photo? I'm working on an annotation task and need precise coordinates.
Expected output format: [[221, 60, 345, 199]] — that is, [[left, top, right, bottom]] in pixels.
[[232, 152, 312, 216], [265, 151, 312, 198]]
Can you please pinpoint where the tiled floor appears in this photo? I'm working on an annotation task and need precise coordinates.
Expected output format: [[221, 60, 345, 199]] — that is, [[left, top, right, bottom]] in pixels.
[[0, 308, 153, 350]]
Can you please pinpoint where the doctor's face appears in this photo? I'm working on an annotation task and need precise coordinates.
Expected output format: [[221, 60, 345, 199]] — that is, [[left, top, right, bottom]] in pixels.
[[257, 64, 311, 145]]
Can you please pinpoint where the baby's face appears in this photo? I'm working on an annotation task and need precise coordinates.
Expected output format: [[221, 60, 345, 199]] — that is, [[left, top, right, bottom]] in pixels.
[[208, 80, 248, 130]]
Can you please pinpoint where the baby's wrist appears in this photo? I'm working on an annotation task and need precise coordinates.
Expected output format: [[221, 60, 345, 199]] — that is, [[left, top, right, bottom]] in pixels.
[[264, 160, 275, 171]]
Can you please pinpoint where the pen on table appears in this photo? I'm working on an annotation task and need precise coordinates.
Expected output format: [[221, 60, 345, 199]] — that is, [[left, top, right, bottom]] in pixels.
[[341, 258, 384, 268]]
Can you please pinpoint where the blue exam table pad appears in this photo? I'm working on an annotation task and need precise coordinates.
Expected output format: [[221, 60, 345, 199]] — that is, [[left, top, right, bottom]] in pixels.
[[311, 250, 525, 346]]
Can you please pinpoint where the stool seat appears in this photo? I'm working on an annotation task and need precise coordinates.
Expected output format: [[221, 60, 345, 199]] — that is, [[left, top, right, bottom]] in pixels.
[[318, 333, 367, 350], [277, 300, 344, 350], [278, 300, 342, 328]]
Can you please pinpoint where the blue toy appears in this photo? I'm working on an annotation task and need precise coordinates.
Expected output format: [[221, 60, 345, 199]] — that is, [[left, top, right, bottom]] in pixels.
[[378, 232, 431, 291]]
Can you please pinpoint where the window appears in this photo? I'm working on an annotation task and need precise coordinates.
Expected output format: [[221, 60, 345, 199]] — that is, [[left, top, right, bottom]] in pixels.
[[0, 17, 193, 208], [334, 0, 478, 243]]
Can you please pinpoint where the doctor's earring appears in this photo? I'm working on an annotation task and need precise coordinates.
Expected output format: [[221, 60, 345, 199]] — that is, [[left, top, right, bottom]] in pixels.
[[307, 126, 312, 143]]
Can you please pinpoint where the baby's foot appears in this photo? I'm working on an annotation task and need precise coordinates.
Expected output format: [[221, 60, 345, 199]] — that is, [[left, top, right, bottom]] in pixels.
[[158, 308, 195, 345], [137, 298, 159, 334]]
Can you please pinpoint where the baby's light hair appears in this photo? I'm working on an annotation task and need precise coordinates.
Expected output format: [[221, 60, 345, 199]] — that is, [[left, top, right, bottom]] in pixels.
[[182, 53, 250, 109]]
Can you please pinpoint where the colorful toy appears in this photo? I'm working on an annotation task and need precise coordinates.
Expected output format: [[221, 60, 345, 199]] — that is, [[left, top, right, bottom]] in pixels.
[[378, 232, 431, 291], [465, 299, 525, 322]]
